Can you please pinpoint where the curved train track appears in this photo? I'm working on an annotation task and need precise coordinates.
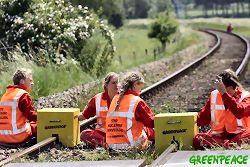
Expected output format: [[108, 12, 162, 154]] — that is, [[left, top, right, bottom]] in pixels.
[[0, 29, 249, 166]]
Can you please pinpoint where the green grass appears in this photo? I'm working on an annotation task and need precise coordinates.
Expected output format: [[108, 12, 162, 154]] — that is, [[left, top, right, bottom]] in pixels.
[[0, 53, 94, 101], [183, 18, 250, 37], [0, 19, 202, 104], [109, 26, 161, 71], [109, 23, 201, 73]]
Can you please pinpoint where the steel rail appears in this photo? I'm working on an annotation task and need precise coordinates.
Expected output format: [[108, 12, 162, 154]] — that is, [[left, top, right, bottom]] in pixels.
[[148, 29, 250, 166], [148, 144, 176, 167], [79, 29, 220, 129], [204, 28, 250, 76], [2, 29, 249, 166], [79, 29, 220, 128], [0, 137, 57, 166], [140, 29, 220, 99]]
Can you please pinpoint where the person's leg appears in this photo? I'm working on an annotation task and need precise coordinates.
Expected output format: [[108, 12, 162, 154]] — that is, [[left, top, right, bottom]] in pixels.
[[225, 129, 250, 148], [193, 133, 225, 150], [29, 121, 37, 137], [80, 129, 106, 147], [143, 127, 155, 141]]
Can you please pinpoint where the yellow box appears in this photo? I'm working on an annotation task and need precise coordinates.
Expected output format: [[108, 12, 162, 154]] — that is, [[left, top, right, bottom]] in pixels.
[[37, 108, 80, 147], [155, 113, 198, 154]]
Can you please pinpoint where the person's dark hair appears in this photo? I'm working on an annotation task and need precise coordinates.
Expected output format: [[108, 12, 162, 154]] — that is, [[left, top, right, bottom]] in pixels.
[[13, 68, 32, 85], [218, 69, 239, 89]]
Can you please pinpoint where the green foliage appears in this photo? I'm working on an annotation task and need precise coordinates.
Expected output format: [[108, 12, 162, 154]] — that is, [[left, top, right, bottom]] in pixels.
[[148, 11, 178, 50], [148, 0, 172, 18], [0, 0, 115, 76], [71, 0, 124, 28], [108, 13, 123, 29], [123, 0, 150, 18]]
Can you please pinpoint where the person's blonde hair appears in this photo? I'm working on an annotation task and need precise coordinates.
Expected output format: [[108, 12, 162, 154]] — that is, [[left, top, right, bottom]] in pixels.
[[13, 68, 32, 85], [103, 72, 119, 91], [114, 71, 144, 111]]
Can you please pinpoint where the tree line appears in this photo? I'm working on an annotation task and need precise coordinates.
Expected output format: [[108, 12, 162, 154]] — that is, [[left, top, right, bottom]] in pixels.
[[70, 0, 173, 28], [191, 0, 250, 18], [71, 0, 250, 28]]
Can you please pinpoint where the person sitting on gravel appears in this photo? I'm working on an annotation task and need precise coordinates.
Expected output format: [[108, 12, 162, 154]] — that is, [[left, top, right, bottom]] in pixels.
[[0, 68, 37, 145], [193, 69, 250, 150], [78, 72, 119, 147], [106, 72, 155, 150], [227, 23, 233, 33]]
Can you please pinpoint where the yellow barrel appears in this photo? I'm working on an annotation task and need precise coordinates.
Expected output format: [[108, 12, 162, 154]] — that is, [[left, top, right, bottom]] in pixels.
[[37, 108, 80, 147], [155, 112, 198, 154]]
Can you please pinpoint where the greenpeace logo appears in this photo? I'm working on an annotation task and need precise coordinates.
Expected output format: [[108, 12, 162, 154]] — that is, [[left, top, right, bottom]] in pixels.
[[162, 128, 187, 135], [45, 125, 66, 129]]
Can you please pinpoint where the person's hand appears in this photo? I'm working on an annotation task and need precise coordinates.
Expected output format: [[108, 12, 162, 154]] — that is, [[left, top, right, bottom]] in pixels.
[[78, 113, 85, 121], [214, 76, 226, 95]]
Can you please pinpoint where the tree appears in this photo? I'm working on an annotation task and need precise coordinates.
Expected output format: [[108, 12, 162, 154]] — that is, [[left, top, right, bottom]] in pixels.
[[123, 0, 150, 18], [148, 0, 172, 18], [148, 11, 178, 51], [71, 0, 124, 28]]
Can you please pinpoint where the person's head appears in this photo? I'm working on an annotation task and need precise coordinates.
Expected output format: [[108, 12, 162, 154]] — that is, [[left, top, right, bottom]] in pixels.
[[120, 71, 144, 94], [114, 71, 144, 111], [217, 69, 240, 95], [13, 68, 34, 92], [103, 72, 119, 96]]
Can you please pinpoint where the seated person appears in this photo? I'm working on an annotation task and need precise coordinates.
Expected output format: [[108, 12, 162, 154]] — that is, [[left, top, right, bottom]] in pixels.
[[227, 23, 233, 33], [106, 71, 155, 150], [78, 72, 119, 147], [0, 68, 37, 145], [193, 69, 250, 150]]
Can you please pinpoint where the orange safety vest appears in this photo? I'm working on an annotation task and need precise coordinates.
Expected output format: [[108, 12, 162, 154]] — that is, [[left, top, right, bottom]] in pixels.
[[95, 93, 108, 132], [210, 90, 250, 134], [0, 88, 32, 143], [106, 94, 148, 150]]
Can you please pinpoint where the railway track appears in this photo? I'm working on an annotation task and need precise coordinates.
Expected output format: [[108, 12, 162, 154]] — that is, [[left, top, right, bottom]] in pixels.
[[0, 29, 249, 166]]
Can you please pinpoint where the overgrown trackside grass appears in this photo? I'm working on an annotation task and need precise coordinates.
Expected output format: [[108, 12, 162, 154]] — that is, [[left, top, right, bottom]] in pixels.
[[0, 55, 94, 100]]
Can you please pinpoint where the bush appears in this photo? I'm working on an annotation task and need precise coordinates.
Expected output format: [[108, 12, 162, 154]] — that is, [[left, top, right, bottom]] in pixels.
[[0, 0, 115, 76], [108, 13, 123, 29], [148, 11, 178, 51]]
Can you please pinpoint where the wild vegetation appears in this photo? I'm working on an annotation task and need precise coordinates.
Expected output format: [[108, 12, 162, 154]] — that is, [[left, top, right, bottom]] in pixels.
[[0, 0, 115, 77], [0, 0, 190, 99]]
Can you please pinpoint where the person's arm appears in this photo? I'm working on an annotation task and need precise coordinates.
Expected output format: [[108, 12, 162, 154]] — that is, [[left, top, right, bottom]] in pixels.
[[78, 97, 96, 121], [244, 105, 250, 117], [214, 77, 250, 119], [18, 93, 37, 122], [135, 101, 154, 128], [197, 98, 211, 126], [222, 93, 250, 119]]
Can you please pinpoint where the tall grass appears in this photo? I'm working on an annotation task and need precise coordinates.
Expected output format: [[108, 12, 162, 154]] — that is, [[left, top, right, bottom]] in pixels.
[[0, 52, 94, 100]]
